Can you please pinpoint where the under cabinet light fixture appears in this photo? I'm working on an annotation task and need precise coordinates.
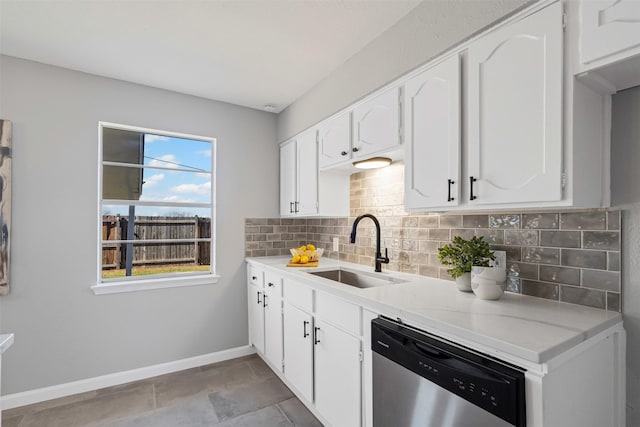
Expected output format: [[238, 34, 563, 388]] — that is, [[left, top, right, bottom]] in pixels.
[[353, 157, 392, 169]]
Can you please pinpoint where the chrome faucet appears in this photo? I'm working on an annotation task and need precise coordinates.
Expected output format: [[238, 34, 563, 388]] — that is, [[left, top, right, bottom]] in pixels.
[[350, 214, 390, 272]]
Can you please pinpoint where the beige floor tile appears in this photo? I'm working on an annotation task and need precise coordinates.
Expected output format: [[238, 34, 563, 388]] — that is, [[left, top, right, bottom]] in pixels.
[[1, 413, 24, 427], [102, 395, 218, 427], [155, 360, 257, 408], [215, 405, 292, 427], [278, 398, 323, 427], [208, 376, 294, 422], [17, 384, 154, 427]]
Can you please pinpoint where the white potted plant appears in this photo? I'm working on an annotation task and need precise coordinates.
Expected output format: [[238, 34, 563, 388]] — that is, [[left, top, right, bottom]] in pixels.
[[437, 236, 496, 292]]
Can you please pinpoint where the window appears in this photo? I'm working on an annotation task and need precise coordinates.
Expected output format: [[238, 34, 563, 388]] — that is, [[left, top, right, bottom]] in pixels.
[[94, 122, 217, 294]]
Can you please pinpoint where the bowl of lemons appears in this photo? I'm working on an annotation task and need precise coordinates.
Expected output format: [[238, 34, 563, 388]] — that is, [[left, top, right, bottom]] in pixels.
[[289, 244, 324, 266]]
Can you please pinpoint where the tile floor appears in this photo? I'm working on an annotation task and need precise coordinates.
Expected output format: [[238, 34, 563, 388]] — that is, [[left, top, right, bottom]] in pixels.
[[2, 354, 323, 427]]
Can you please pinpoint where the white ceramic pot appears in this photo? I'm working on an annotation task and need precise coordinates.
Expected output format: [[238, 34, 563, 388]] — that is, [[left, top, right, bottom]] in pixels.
[[455, 272, 472, 292], [471, 267, 507, 300]]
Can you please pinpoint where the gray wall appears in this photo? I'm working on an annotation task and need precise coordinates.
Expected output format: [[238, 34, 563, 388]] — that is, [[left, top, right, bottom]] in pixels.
[[610, 86, 640, 425], [0, 55, 279, 395], [277, 0, 529, 142]]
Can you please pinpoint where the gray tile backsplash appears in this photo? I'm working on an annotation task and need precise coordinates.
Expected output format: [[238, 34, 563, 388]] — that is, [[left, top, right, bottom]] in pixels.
[[246, 163, 621, 312]]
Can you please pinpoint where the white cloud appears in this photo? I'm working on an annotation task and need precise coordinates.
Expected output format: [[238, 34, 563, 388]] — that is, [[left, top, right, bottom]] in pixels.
[[197, 149, 212, 157], [145, 134, 170, 143], [171, 181, 211, 195], [148, 154, 179, 169], [143, 173, 165, 188], [140, 194, 197, 203]]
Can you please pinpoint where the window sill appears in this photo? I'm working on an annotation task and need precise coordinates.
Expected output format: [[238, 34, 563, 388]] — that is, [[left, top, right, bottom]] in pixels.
[[91, 274, 220, 295]]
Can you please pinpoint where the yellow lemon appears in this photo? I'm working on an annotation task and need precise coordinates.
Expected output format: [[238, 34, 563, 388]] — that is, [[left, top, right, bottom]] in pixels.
[[300, 245, 307, 251], [300, 255, 309, 264], [291, 255, 301, 264], [306, 244, 316, 251]]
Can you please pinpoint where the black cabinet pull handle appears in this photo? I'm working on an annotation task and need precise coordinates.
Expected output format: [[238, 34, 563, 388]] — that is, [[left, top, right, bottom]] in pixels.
[[257, 291, 262, 304], [447, 179, 455, 202], [303, 321, 309, 338], [314, 326, 321, 344], [469, 176, 477, 201], [263, 294, 268, 307], [294, 201, 299, 213], [268, 282, 274, 288], [352, 147, 359, 152], [341, 151, 348, 156], [289, 202, 294, 213]]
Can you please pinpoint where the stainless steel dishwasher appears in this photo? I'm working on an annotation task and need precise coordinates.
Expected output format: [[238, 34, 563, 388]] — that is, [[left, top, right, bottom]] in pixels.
[[372, 317, 526, 427]]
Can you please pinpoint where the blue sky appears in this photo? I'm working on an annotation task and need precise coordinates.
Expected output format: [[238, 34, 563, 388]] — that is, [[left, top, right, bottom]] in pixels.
[[103, 134, 212, 217]]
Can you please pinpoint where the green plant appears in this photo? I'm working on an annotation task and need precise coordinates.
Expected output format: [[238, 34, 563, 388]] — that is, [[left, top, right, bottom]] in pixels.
[[437, 236, 496, 279]]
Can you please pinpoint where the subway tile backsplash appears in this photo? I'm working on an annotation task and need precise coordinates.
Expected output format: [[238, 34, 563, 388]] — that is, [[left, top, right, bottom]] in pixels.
[[245, 163, 621, 311]]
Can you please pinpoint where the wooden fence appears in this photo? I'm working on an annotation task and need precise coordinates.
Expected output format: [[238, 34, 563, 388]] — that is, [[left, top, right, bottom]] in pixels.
[[102, 215, 211, 270]]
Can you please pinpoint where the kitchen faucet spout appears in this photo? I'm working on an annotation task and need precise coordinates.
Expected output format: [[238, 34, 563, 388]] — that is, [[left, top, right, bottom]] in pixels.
[[350, 214, 390, 272]]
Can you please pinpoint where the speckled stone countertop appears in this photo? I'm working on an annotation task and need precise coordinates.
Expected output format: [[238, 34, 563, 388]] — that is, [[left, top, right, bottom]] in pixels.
[[247, 256, 622, 364], [0, 334, 14, 354]]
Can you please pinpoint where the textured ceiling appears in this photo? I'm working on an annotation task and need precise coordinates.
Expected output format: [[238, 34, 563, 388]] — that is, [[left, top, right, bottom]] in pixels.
[[0, 0, 422, 112]]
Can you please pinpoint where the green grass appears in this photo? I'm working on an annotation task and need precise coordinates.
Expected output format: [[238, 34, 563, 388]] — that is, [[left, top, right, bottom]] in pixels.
[[102, 264, 210, 279]]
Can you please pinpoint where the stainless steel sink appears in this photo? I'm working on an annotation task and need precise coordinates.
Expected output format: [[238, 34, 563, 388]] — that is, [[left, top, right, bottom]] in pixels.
[[308, 268, 406, 289]]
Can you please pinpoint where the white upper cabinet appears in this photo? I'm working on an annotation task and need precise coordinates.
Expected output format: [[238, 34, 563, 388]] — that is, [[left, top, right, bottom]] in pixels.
[[404, 54, 461, 210], [280, 140, 298, 216], [580, 0, 640, 65], [352, 87, 402, 159], [296, 130, 319, 216], [318, 113, 351, 169], [280, 130, 319, 216], [467, 2, 563, 205]]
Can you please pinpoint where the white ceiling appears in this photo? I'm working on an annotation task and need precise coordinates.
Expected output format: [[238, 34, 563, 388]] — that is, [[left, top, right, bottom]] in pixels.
[[0, 0, 422, 113]]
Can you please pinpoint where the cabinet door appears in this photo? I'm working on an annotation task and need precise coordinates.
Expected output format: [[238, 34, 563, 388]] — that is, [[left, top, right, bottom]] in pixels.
[[581, 0, 640, 65], [248, 283, 264, 355], [318, 113, 351, 169], [280, 140, 297, 216], [264, 275, 283, 373], [404, 54, 461, 210], [283, 302, 313, 402], [314, 320, 361, 427], [296, 130, 319, 216], [352, 88, 401, 159], [468, 2, 563, 205]]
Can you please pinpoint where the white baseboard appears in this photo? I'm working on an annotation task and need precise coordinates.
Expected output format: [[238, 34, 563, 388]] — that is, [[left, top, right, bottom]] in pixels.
[[0, 345, 255, 411]]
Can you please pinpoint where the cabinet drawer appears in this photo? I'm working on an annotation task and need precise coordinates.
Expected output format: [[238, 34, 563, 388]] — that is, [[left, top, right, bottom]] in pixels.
[[315, 292, 361, 336], [247, 263, 263, 287], [284, 280, 313, 312], [264, 270, 283, 298]]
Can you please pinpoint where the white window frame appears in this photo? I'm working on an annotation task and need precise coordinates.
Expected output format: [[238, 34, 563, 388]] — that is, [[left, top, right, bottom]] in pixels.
[[92, 122, 219, 295]]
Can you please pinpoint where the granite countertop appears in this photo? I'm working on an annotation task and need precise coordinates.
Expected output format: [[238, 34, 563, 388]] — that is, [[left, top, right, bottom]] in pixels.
[[0, 333, 14, 355], [247, 256, 623, 365]]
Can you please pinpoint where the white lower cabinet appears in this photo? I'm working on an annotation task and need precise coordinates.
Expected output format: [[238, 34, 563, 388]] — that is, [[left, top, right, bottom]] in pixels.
[[314, 319, 362, 427], [283, 302, 314, 402], [247, 264, 283, 373], [247, 281, 265, 355], [264, 271, 283, 373], [281, 280, 364, 427], [247, 263, 265, 355]]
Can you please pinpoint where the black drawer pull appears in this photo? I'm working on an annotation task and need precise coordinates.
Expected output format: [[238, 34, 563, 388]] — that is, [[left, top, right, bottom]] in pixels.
[[447, 179, 455, 202], [314, 326, 321, 344], [303, 321, 310, 338]]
